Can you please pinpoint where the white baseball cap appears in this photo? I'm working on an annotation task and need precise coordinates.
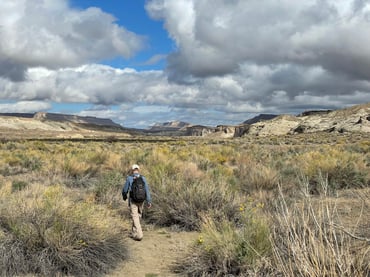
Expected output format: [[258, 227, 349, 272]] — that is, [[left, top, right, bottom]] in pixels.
[[132, 164, 140, 170]]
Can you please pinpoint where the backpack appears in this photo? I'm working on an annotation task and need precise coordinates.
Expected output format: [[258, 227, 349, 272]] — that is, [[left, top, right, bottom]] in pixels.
[[130, 176, 146, 203]]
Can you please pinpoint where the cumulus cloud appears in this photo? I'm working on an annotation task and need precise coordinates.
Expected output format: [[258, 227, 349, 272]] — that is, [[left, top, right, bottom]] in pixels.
[[0, 65, 205, 109], [1, 0, 370, 128], [146, 0, 370, 83], [0, 101, 51, 113], [0, 0, 145, 81], [1, 61, 369, 128]]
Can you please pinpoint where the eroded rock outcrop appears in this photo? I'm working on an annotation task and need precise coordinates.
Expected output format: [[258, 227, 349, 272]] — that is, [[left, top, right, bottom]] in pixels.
[[210, 102, 370, 137]]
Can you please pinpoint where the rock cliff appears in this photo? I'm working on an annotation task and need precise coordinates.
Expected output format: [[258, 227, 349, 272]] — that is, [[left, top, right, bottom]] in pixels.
[[184, 102, 370, 137]]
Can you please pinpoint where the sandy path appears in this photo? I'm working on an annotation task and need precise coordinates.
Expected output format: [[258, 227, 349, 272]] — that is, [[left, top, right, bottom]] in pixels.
[[108, 226, 198, 277]]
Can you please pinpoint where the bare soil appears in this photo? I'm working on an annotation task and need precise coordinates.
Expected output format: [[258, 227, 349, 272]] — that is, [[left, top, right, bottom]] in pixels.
[[108, 225, 198, 277]]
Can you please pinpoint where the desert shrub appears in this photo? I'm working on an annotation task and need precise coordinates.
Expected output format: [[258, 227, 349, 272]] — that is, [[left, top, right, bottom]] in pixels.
[[232, 149, 280, 193], [11, 180, 28, 192], [326, 163, 367, 190], [0, 151, 42, 176], [63, 154, 99, 179], [93, 170, 124, 207], [197, 157, 213, 171], [177, 161, 204, 182], [0, 164, 11, 176], [295, 147, 368, 193], [86, 149, 109, 166], [237, 163, 280, 192], [104, 152, 125, 171], [174, 203, 272, 276], [0, 184, 128, 277], [0, 181, 11, 196], [14, 152, 42, 171], [2, 141, 17, 150], [61, 152, 101, 188], [125, 147, 150, 166], [146, 177, 243, 231], [146, 160, 179, 187], [30, 140, 49, 151], [271, 183, 370, 277]]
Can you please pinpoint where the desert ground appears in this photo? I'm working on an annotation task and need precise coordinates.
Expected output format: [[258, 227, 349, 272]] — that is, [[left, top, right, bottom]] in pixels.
[[0, 131, 369, 276]]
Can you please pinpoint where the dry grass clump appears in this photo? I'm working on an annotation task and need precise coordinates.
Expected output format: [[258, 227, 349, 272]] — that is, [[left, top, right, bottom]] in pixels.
[[146, 176, 243, 231], [61, 150, 108, 185], [174, 202, 272, 276], [0, 184, 128, 277], [237, 162, 280, 192], [271, 182, 370, 277]]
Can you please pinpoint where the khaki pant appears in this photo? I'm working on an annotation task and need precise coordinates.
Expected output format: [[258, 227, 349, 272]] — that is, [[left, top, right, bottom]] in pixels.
[[129, 201, 145, 240]]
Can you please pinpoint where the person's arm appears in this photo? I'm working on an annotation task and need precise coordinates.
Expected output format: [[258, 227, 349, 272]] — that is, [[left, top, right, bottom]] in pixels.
[[122, 176, 131, 200], [142, 176, 152, 207]]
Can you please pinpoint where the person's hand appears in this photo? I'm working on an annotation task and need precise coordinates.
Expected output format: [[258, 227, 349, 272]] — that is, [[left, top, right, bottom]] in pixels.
[[147, 202, 152, 208]]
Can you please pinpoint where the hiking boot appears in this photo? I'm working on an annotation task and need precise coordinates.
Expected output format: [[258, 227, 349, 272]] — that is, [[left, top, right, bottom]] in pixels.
[[129, 234, 142, 241]]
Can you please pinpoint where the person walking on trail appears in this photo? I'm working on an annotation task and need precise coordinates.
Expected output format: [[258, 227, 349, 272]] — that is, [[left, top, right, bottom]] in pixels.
[[122, 164, 152, 241]]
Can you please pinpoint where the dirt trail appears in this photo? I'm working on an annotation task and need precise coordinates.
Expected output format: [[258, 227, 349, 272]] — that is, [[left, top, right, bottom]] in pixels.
[[108, 226, 198, 277]]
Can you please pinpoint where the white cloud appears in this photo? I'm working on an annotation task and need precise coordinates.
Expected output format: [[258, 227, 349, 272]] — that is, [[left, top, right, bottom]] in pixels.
[[0, 0, 145, 81], [147, 0, 370, 83], [1, 59, 370, 127], [1, 0, 370, 128], [0, 101, 51, 113]]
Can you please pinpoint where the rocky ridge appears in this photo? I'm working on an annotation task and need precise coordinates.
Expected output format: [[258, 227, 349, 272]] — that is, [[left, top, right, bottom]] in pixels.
[[185, 102, 370, 137], [0, 102, 369, 138], [0, 112, 123, 130], [0, 112, 130, 139]]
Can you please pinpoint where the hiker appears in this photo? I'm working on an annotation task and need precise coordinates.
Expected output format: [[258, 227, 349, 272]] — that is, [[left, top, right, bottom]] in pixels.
[[122, 164, 152, 241]]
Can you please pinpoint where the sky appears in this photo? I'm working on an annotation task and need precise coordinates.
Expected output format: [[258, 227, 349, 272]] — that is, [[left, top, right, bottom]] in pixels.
[[0, 0, 370, 129]]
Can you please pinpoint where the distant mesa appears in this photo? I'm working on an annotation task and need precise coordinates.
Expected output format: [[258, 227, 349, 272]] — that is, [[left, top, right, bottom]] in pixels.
[[145, 120, 191, 135], [0, 113, 34, 118], [0, 102, 369, 138], [33, 112, 122, 128], [0, 112, 123, 128], [150, 120, 191, 130], [0, 112, 126, 136]]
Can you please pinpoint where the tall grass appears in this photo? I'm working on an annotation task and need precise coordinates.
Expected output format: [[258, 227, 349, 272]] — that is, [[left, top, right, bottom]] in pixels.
[[271, 181, 370, 277]]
